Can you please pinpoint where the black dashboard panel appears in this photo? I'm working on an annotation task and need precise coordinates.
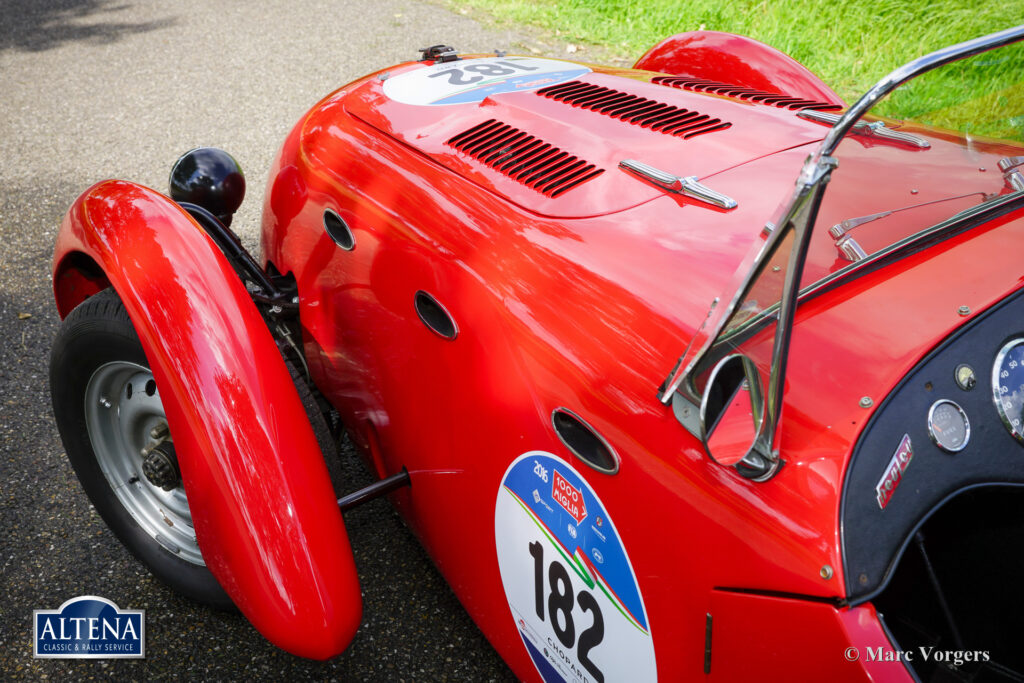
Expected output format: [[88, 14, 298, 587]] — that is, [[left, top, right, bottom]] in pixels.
[[841, 289, 1024, 601]]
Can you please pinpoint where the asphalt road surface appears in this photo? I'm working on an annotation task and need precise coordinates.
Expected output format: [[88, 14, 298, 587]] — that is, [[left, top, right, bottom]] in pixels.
[[0, 1, 620, 679]]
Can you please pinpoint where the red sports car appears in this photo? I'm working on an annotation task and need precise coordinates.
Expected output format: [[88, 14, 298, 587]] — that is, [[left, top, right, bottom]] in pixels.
[[49, 24, 1024, 681]]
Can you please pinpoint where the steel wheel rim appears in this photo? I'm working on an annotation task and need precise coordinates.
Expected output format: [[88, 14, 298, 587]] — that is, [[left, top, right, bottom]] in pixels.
[[84, 361, 205, 566]]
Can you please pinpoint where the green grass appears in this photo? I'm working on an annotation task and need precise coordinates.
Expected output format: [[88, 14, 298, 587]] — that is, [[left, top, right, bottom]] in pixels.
[[449, 0, 1024, 139]]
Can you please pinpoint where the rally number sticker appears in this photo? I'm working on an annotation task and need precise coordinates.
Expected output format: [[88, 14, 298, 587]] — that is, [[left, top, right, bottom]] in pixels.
[[382, 57, 591, 106], [495, 453, 656, 683]]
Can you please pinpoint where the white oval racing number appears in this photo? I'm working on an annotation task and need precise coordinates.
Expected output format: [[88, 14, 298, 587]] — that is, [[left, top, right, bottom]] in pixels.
[[382, 57, 592, 106], [427, 60, 538, 86], [495, 452, 656, 683]]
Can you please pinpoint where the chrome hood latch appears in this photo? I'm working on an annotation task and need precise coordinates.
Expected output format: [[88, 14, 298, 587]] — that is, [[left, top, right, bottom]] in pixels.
[[619, 159, 738, 209]]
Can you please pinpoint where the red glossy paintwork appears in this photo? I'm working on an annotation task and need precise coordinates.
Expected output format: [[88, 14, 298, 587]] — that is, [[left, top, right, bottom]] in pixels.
[[52, 181, 361, 659], [345, 63, 826, 218], [52, 38, 1024, 676], [257, 52, 1024, 679], [710, 592, 908, 681], [805, 127, 1022, 284], [634, 31, 845, 107]]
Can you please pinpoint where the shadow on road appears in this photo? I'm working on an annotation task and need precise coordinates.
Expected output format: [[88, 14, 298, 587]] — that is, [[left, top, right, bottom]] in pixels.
[[0, 0, 174, 52]]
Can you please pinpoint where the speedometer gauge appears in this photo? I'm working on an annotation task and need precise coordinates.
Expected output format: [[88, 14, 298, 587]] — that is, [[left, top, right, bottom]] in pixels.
[[993, 339, 1024, 443]]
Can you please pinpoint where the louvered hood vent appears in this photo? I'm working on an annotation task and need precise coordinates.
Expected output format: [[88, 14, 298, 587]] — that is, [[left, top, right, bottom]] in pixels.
[[651, 76, 842, 112], [536, 80, 732, 139], [446, 119, 604, 198]]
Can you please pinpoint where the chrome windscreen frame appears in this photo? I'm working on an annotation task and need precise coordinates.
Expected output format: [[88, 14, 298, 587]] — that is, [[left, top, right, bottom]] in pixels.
[[660, 24, 1024, 482]]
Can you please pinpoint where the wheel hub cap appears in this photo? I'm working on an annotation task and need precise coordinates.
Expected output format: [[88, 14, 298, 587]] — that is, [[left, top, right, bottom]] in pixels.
[[142, 442, 181, 491], [84, 362, 205, 565]]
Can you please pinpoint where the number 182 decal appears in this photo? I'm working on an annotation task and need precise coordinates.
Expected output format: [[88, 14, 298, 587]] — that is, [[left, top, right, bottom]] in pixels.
[[383, 57, 591, 106], [495, 453, 656, 683]]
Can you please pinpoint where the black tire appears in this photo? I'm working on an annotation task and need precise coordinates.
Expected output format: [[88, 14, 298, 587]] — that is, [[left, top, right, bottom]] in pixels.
[[51, 288, 233, 607], [51, 288, 341, 608]]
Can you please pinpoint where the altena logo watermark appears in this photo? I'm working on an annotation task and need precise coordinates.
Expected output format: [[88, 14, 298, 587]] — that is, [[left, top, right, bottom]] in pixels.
[[844, 645, 989, 667], [34, 596, 144, 658]]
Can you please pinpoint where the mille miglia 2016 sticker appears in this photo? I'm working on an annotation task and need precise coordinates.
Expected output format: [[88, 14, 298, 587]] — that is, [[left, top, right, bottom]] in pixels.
[[495, 452, 656, 683], [382, 57, 591, 106]]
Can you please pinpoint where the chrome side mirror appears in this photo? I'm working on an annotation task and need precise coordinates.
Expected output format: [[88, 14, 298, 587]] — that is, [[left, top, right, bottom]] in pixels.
[[699, 354, 764, 469]]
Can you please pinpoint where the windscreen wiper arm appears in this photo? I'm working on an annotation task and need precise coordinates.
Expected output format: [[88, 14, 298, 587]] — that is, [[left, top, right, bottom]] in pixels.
[[829, 192, 989, 261]]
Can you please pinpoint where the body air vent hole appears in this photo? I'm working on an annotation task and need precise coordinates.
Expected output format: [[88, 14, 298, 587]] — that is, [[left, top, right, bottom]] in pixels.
[[323, 209, 355, 250], [651, 76, 842, 112], [536, 81, 732, 139], [414, 291, 457, 340], [552, 408, 619, 474], [446, 120, 604, 197]]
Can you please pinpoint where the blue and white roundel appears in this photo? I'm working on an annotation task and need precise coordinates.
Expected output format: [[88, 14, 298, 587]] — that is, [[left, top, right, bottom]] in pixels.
[[383, 57, 591, 106], [495, 452, 656, 683]]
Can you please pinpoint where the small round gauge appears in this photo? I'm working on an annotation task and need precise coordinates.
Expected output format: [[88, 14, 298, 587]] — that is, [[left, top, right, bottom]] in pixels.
[[927, 399, 970, 453], [993, 339, 1024, 443], [955, 364, 977, 391]]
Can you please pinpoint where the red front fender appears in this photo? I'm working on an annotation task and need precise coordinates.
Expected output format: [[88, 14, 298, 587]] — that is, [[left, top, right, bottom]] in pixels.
[[634, 30, 845, 107], [52, 180, 361, 659]]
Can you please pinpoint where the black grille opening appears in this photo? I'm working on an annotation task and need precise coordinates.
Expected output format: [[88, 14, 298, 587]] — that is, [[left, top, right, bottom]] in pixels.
[[447, 120, 604, 197], [651, 76, 842, 112], [537, 80, 732, 139]]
